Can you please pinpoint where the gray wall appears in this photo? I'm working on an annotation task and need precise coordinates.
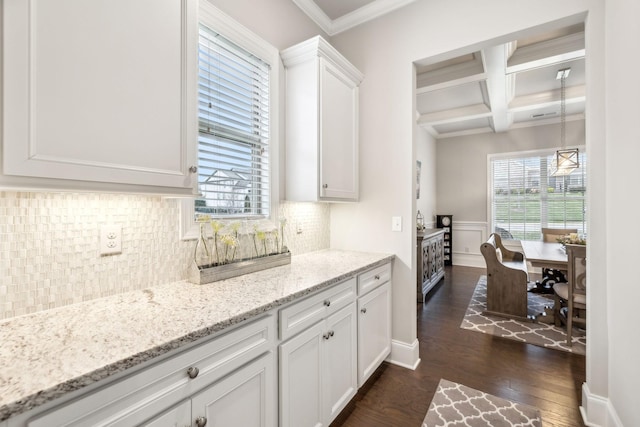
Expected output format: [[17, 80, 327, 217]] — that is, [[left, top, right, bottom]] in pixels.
[[436, 120, 585, 222]]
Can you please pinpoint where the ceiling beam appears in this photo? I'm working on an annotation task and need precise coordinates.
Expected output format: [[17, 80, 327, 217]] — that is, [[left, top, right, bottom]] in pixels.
[[416, 54, 485, 92], [509, 84, 586, 111], [506, 32, 585, 74], [417, 103, 491, 125], [482, 43, 515, 133], [416, 72, 487, 95]]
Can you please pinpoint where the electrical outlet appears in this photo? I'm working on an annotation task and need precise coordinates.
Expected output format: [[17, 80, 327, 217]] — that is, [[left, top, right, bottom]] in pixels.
[[100, 225, 122, 255]]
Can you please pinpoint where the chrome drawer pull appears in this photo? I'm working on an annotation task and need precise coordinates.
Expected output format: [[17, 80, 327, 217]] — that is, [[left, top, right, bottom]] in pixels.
[[324, 300, 331, 307], [374, 274, 380, 280], [361, 308, 367, 314]]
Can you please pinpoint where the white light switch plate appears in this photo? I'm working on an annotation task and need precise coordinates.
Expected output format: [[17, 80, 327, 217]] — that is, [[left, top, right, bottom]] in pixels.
[[391, 216, 402, 232], [100, 225, 122, 255]]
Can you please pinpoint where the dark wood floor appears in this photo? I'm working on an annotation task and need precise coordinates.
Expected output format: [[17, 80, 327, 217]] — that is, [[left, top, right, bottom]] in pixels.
[[332, 265, 586, 427]]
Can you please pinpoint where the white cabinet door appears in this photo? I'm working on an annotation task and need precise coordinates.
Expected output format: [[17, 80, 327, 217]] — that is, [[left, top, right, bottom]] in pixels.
[[357, 281, 392, 387], [141, 400, 191, 427], [282, 36, 362, 203], [318, 59, 359, 201], [2, 0, 197, 193], [323, 304, 357, 424], [279, 322, 324, 427], [191, 352, 276, 427]]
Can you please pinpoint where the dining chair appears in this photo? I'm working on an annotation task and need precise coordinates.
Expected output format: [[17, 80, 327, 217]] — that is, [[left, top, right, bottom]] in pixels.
[[539, 227, 578, 291], [541, 227, 578, 243], [553, 244, 586, 345]]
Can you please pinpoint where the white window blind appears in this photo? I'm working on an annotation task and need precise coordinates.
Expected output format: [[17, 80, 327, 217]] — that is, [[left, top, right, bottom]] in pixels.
[[490, 150, 587, 240], [196, 24, 270, 218]]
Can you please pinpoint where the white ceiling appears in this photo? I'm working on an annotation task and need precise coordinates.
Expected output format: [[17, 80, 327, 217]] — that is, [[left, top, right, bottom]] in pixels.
[[292, 0, 417, 35], [292, 1, 586, 139]]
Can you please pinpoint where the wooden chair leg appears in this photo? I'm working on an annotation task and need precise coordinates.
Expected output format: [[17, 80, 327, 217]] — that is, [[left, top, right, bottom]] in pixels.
[[553, 294, 563, 327], [566, 301, 573, 346]]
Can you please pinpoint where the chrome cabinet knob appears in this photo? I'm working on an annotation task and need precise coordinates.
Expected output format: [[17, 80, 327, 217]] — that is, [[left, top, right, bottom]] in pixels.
[[195, 416, 207, 427], [374, 275, 380, 280], [189, 166, 198, 173], [323, 300, 331, 307], [361, 308, 367, 314], [187, 366, 199, 379], [322, 184, 328, 188]]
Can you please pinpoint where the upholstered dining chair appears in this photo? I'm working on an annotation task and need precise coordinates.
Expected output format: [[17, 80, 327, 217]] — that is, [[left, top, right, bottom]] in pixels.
[[541, 227, 578, 243], [540, 227, 578, 289], [553, 244, 586, 345]]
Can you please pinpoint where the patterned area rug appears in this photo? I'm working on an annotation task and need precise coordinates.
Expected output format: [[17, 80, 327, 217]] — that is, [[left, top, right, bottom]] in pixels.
[[422, 379, 542, 427], [460, 276, 585, 355]]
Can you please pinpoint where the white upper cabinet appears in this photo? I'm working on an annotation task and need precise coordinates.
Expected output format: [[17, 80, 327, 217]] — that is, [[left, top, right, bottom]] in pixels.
[[282, 36, 363, 202], [1, 0, 197, 194]]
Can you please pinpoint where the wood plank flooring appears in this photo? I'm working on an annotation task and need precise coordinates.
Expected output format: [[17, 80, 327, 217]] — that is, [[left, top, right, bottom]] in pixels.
[[332, 265, 586, 427]]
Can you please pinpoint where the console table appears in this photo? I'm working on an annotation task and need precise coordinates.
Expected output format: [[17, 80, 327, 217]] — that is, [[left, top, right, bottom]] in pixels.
[[417, 229, 445, 302]]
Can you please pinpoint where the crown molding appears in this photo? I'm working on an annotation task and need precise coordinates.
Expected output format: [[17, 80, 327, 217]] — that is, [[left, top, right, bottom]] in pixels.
[[293, 0, 417, 36], [281, 35, 364, 84]]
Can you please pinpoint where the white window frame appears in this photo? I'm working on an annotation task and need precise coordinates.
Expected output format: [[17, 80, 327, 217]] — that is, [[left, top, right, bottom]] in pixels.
[[487, 146, 586, 241], [180, 3, 280, 240]]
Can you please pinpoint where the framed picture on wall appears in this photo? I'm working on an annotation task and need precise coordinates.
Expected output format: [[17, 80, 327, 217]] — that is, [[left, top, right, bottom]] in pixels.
[[416, 160, 421, 199]]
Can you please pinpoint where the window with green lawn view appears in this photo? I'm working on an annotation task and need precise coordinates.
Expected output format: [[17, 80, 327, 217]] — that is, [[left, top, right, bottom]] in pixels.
[[490, 150, 587, 241], [195, 24, 271, 218]]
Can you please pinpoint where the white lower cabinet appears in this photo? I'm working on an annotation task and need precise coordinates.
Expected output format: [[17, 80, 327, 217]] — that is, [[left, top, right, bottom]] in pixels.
[[357, 264, 392, 387], [142, 400, 191, 427], [279, 295, 357, 427], [8, 262, 393, 427], [23, 316, 276, 427], [130, 353, 276, 427], [190, 352, 276, 427]]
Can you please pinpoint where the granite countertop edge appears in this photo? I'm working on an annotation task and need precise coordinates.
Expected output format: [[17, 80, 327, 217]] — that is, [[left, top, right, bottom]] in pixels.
[[0, 250, 394, 422]]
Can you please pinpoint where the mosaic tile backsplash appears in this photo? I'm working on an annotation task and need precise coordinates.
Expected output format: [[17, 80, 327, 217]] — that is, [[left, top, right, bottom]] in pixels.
[[0, 192, 330, 320]]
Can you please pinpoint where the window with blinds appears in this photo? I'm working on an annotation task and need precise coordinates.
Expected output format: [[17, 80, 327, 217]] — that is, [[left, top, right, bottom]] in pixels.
[[195, 24, 271, 218], [490, 150, 587, 241]]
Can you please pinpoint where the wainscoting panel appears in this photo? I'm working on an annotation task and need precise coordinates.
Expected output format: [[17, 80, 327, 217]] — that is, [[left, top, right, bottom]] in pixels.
[[451, 221, 488, 268]]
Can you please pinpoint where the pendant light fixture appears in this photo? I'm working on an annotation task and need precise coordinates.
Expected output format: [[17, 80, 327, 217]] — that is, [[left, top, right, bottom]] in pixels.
[[550, 67, 579, 176]]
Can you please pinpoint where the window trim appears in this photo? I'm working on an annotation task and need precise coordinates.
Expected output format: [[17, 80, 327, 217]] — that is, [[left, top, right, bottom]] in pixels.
[[180, 3, 280, 240], [486, 146, 586, 240]]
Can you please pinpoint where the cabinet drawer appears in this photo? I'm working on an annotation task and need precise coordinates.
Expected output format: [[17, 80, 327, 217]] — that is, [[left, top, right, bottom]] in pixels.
[[28, 315, 275, 427], [279, 278, 356, 341], [357, 263, 391, 296]]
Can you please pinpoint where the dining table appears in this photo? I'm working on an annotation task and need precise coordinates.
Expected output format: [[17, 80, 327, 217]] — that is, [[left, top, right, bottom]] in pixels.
[[520, 240, 568, 270]]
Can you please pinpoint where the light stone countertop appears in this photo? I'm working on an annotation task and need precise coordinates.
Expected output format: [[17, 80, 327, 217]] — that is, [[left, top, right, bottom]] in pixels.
[[0, 249, 394, 422]]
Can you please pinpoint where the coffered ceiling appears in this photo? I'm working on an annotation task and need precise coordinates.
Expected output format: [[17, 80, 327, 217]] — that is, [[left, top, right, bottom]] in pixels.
[[292, 1, 586, 140], [416, 24, 586, 139]]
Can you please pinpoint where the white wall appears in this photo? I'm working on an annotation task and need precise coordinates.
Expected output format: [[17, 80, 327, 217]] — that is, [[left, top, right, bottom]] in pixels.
[[602, 0, 640, 425], [416, 126, 437, 227], [328, 0, 638, 425], [206, 0, 327, 50]]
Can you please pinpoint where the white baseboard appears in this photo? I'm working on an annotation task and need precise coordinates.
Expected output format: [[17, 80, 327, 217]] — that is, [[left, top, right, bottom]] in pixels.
[[387, 339, 420, 370], [581, 383, 623, 427], [452, 252, 486, 269]]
